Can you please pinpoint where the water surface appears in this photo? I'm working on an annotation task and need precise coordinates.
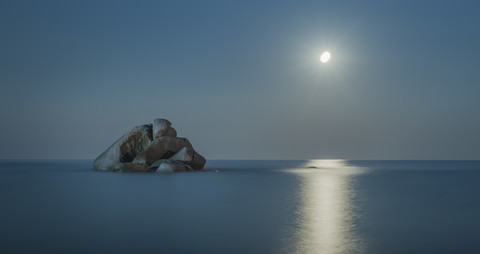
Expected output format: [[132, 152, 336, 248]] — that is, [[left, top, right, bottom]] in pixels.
[[1, 160, 480, 254]]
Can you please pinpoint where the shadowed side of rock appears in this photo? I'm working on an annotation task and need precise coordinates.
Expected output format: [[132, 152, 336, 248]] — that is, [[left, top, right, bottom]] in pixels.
[[93, 124, 153, 171]]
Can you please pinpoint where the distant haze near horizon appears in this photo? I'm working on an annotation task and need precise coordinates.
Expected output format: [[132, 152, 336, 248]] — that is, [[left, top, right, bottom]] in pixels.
[[1, 0, 480, 160]]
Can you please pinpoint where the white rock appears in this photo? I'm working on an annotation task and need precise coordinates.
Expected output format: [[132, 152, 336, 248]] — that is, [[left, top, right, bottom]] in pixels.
[[154, 160, 193, 173]]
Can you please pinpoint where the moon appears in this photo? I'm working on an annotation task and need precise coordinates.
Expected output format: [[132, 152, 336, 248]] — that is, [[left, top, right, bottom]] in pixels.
[[320, 51, 331, 63]]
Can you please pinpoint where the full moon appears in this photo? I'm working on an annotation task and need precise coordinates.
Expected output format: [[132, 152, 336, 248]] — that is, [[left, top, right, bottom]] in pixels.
[[320, 51, 331, 63]]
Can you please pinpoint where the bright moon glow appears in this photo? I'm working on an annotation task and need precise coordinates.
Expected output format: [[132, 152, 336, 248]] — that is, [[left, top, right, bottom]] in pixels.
[[320, 51, 331, 63]]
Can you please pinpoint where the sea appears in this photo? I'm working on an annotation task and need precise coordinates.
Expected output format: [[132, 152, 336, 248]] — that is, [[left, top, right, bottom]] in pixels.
[[1, 160, 480, 254]]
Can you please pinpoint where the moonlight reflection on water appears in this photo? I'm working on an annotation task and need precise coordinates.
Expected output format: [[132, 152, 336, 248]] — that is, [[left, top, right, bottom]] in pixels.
[[285, 160, 364, 254]]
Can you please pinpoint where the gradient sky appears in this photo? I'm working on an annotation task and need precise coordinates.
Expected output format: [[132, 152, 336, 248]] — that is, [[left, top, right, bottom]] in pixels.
[[1, 0, 480, 160]]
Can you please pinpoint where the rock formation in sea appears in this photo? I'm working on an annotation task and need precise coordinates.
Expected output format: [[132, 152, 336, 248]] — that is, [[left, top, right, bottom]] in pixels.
[[93, 118, 206, 173]]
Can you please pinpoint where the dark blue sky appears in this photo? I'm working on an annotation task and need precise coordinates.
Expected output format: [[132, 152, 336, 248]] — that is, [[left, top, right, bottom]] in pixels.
[[1, 0, 479, 159]]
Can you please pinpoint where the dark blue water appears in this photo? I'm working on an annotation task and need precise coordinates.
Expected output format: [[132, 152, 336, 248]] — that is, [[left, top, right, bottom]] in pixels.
[[1, 160, 480, 254]]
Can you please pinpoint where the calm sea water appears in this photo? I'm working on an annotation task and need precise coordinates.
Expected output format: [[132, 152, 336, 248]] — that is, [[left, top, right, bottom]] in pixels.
[[1, 160, 480, 254]]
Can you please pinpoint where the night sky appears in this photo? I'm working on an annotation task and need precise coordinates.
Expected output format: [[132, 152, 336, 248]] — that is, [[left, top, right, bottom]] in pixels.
[[1, 0, 479, 159]]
